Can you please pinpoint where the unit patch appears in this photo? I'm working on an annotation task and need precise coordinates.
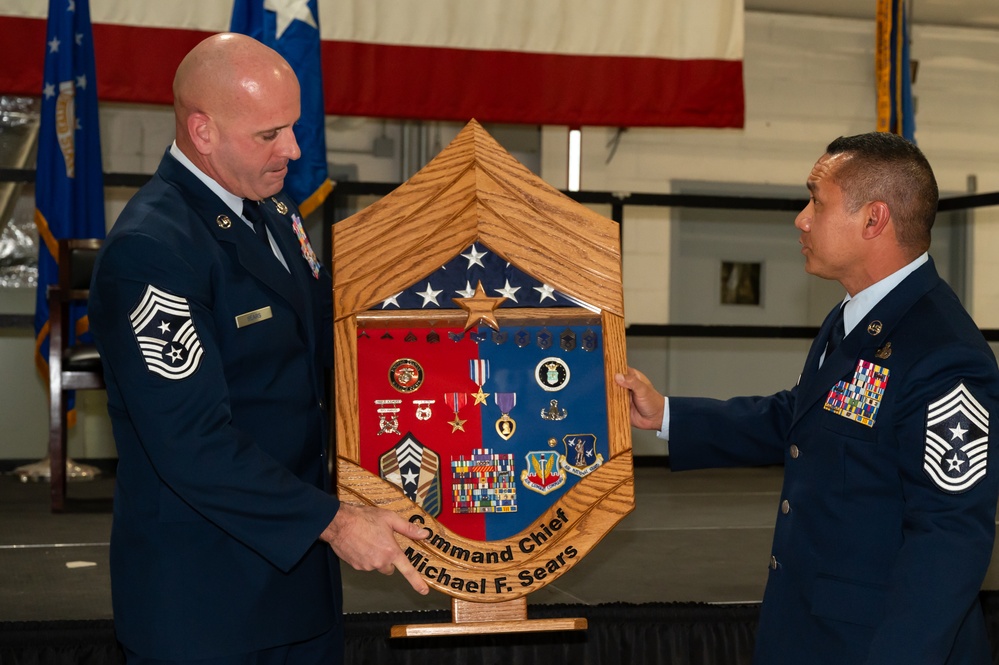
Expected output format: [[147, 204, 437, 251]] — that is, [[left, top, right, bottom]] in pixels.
[[129, 285, 204, 380], [379, 433, 441, 516], [560, 434, 604, 477], [823, 359, 890, 427], [924, 382, 989, 494], [521, 451, 566, 495]]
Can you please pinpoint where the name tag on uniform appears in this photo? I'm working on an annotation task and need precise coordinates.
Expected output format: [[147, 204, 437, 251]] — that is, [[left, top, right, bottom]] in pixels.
[[235, 306, 272, 329]]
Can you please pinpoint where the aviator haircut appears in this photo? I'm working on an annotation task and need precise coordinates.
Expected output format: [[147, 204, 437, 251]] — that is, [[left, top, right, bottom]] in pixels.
[[825, 132, 938, 252]]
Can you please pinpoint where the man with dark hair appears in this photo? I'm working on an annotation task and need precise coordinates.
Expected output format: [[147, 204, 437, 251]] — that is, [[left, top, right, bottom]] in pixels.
[[90, 33, 428, 665], [823, 133, 937, 250], [617, 132, 999, 664]]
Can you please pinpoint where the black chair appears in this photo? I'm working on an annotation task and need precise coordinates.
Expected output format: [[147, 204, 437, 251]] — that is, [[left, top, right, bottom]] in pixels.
[[47, 238, 104, 512]]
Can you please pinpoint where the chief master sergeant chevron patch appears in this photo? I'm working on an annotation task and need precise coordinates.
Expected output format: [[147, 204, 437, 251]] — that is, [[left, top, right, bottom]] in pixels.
[[129, 284, 204, 380], [924, 381, 989, 494]]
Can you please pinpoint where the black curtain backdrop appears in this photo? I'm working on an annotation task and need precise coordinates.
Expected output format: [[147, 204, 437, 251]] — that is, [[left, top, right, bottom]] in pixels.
[[5, 595, 999, 665]]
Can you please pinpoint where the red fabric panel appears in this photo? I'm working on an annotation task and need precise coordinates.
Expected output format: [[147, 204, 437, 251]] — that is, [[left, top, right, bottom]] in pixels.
[[0, 17, 744, 127], [0, 17, 210, 104], [0, 17, 48, 96], [90, 23, 211, 105], [322, 40, 745, 127]]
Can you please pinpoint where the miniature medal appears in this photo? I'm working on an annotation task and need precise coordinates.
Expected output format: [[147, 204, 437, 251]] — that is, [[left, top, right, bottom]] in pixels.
[[494, 393, 517, 440], [469, 359, 491, 405], [444, 392, 468, 433]]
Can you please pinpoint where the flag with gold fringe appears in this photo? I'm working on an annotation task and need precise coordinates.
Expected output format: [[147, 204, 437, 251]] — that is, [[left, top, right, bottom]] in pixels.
[[230, 0, 333, 217], [34, 0, 106, 421], [876, 0, 916, 142]]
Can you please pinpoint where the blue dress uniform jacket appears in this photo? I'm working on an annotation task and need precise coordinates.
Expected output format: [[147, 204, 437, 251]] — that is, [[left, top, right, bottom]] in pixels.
[[669, 258, 999, 665], [89, 150, 341, 660]]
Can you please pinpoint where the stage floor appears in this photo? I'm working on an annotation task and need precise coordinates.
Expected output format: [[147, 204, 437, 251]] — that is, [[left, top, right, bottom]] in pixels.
[[4, 464, 999, 621]]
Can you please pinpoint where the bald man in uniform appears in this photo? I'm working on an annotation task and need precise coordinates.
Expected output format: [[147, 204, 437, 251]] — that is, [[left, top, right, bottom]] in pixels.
[[617, 133, 999, 664], [89, 33, 428, 665]]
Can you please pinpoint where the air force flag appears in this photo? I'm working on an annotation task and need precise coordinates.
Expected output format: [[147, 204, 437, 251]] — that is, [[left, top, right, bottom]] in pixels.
[[230, 0, 332, 216], [924, 382, 989, 494]]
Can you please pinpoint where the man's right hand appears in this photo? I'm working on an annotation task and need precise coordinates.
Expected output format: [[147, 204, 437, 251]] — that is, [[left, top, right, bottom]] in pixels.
[[320, 503, 430, 595]]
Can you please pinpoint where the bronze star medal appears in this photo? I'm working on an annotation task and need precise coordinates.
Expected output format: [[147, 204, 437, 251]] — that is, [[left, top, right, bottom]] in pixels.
[[444, 392, 468, 433]]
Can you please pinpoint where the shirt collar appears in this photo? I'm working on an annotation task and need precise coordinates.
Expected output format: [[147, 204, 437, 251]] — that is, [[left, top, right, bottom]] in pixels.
[[839, 252, 929, 335], [169, 142, 247, 225]]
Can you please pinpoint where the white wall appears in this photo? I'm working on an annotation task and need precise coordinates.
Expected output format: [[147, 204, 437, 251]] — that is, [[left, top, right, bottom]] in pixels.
[[538, 14, 999, 456], [3, 10, 999, 460]]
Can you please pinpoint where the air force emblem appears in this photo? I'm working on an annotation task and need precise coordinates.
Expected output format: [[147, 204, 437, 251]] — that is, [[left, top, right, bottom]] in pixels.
[[924, 382, 989, 494], [129, 285, 204, 380]]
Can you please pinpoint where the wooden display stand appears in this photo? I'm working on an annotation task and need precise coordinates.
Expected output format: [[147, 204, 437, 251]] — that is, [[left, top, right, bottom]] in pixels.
[[333, 120, 634, 637]]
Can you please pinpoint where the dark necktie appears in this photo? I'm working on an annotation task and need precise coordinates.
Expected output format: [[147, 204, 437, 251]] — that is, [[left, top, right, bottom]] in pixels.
[[826, 303, 846, 357], [242, 199, 269, 245]]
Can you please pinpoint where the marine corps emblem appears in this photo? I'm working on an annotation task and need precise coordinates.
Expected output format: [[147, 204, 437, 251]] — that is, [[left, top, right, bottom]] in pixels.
[[389, 358, 424, 393]]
